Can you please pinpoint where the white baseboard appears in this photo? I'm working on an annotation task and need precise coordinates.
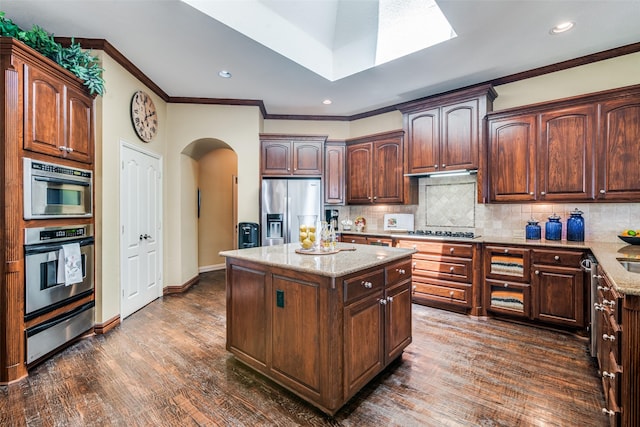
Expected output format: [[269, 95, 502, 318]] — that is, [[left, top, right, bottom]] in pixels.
[[198, 263, 226, 273]]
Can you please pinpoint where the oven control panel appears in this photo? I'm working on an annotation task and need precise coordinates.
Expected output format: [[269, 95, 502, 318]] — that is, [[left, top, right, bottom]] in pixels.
[[25, 224, 94, 245]]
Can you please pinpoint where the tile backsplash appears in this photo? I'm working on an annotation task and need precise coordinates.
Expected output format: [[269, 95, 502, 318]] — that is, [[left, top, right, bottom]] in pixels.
[[334, 175, 640, 243]]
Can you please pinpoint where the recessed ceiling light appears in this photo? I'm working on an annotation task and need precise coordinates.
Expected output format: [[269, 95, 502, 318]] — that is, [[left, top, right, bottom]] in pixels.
[[218, 70, 232, 78], [550, 21, 575, 35], [322, 99, 332, 105]]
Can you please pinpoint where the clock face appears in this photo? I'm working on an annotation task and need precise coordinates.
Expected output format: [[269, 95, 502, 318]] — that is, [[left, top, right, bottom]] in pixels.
[[130, 90, 158, 142]]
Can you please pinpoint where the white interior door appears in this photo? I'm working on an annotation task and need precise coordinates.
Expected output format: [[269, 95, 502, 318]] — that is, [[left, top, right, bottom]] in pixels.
[[121, 142, 163, 319]]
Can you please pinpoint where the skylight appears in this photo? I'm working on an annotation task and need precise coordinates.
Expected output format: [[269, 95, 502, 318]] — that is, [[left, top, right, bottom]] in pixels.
[[181, 0, 456, 81]]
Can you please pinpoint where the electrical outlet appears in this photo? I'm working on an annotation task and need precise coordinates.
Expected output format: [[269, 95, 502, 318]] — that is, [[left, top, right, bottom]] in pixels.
[[276, 289, 285, 308]]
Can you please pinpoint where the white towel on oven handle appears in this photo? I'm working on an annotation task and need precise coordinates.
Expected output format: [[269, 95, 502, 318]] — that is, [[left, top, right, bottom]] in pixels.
[[56, 243, 83, 286]]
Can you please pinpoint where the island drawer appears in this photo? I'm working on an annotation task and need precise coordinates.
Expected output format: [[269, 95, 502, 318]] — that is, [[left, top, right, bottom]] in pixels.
[[386, 259, 412, 286], [531, 249, 583, 267], [344, 268, 385, 304]]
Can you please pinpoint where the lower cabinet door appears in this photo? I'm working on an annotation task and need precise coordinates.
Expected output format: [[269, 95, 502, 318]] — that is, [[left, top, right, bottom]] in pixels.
[[532, 265, 584, 328], [486, 278, 531, 318], [385, 282, 412, 362], [343, 291, 384, 398]]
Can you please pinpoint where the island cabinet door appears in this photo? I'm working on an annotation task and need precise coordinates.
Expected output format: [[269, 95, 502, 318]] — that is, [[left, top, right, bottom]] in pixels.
[[385, 281, 412, 362], [343, 290, 385, 398], [226, 265, 268, 366], [270, 275, 322, 395]]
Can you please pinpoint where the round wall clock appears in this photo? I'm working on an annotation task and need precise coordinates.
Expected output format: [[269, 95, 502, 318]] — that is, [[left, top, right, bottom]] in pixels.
[[130, 90, 158, 142]]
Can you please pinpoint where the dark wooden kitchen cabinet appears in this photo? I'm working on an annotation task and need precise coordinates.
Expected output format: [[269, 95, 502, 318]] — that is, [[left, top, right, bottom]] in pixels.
[[597, 93, 640, 200], [324, 141, 345, 205], [23, 61, 94, 164], [487, 104, 596, 202], [260, 134, 326, 176], [400, 84, 497, 175], [346, 130, 414, 204], [486, 84, 640, 203], [488, 115, 537, 202]]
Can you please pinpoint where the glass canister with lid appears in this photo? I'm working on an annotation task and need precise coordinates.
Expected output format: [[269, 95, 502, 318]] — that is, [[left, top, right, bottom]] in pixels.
[[566, 208, 585, 241], [545, 213, 562, 241], [525, 218, 541, 240]]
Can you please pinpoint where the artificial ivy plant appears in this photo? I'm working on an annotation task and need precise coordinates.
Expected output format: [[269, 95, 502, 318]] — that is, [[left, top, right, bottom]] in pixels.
[[0, 11, 104, 96]]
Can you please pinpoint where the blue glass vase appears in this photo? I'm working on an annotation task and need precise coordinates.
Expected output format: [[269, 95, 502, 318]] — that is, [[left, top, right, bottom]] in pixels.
[[525, 218, 541, 240], [545, 213, 562, 241], [567, 208, 585, 241]]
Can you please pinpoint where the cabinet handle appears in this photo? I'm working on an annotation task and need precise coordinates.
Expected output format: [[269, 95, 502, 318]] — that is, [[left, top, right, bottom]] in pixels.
[[594, 274, 603, 279], [362, 281, 373, 289], [554, 255, 560, 261], [379, 298, 387, 305], [600, 189, 606, 194], [597, 284, 610, 291], [602, 371, 615, 379], [58, 146, 67, 152], [503, 283, 509, 288], [602, 299, 615, 307], [387, 296, 394, 303], [602, 334, 615, 341], [504, 249, 509, 254], [66, 147, 74, 153], [449, 248, 455, 254], [602, 408, 615, 416], [594, 303, 605, 312], [396, 268, 405, 274]]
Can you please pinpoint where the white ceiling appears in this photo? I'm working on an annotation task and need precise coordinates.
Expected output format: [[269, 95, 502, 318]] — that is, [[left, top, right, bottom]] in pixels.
[[2, 0, 640, 117]]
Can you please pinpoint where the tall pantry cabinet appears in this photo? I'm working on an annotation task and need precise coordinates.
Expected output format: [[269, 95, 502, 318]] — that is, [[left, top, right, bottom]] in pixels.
[[0, 37, 95, 384]]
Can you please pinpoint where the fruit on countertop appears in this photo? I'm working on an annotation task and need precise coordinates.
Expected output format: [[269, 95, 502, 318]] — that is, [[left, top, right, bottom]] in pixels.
[[621, 229, 640, 236]]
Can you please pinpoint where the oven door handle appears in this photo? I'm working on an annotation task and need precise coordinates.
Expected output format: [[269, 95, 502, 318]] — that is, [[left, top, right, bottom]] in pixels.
[[34, 176, 90, 186], [24, 237, 95, 255]]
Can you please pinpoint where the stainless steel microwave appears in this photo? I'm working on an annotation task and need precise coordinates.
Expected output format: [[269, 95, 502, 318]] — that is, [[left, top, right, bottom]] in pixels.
[[23, 158, 93, 219]]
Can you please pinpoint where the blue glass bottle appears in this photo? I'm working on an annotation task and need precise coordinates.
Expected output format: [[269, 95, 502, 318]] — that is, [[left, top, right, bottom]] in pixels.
[[545, 213, 562, 241], [567, 208, 585, 241], [526, 218, 541, 240]]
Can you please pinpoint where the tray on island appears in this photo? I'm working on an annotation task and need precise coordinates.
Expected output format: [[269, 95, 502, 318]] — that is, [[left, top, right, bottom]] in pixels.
[[295, 247, 356, 255]]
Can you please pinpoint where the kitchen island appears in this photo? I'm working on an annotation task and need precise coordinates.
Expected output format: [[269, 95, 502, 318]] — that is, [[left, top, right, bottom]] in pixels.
[[219, 242, 415, 415]]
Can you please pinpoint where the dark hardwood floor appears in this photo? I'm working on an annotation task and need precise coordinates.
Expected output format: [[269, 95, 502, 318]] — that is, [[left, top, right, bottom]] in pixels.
[[1, 270, 607, 426]]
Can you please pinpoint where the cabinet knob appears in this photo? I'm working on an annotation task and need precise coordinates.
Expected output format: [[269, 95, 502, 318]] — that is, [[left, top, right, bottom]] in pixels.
[[602, 408, 615, 416], [412, 245, 417, 250], [535, 270, 540, 275], [554, 255, 560, 261], [351, 239, 356, 243], [373, 196, 377, 200], [602, 299, 615, 307], [529, 192, 534, 196], [540, 191, 546, 196], [441, 164, 446, 168], [434, 164, 439, 169], [449, 291, 454, 298], [387, 296, 394, 303], [597, 284, 610, 291], [449, 267, 455, 273], [412, 285, 417, 291], [412, 262, 417, 268], [594, 274, 604, 280], [379, 298, 387, 305], [602, 371, 615, 379], [600, 189, 606, 194], [594, 303, 604, 312], [362, 281, 373, 289], [602, 334, 615, 342], [66, 147, 74, 153], [59, 146, 67, 152], [503, 283, 509, 288], [396, 268, 405, 275], [504, 249, 509, 254], [449, 248, 454, 254]]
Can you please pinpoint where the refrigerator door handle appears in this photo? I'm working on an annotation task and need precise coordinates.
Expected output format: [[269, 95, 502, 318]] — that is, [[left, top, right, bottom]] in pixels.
[[286, 196, 291, 243]]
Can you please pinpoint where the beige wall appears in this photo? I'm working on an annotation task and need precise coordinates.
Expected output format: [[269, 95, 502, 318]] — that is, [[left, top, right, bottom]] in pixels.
[[198, 148, 238, 269], [94, 49, 639, 323]]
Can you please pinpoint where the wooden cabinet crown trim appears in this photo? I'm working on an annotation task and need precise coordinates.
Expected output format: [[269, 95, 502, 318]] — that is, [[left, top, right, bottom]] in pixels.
[[345, 129, 404, 145], [398, 83, 497, 113]]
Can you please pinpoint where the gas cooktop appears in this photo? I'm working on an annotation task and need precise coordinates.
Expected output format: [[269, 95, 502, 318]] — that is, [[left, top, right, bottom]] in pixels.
[[407, 230, 477, 239]]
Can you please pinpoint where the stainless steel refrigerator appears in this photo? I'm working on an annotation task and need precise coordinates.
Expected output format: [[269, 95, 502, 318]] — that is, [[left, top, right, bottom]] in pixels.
[[261, 178, 322, 246]]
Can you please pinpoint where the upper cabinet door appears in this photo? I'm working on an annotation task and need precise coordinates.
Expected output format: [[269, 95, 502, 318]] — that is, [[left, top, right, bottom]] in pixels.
[[324, 142, 345, 205], [406, 108, 439, 174], [488, 115, 537, 202], [261, 140, 292, 175], [373, 138, 403, 204], [23, 63, 64, 157], [346, 142, 373, 204], [598, 96, 640, 200], [292, 141, 322, 175], [65, 86, 94, 164], [441, 99, 478, 171], [537, 105, 596, 201]]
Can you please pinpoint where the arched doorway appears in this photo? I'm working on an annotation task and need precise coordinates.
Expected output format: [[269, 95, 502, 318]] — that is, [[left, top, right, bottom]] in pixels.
[[182, 138, 238, 272]]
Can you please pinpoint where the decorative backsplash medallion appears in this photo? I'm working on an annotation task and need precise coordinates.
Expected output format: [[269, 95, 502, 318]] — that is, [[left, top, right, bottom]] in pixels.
[[422, 175, 476, 228]]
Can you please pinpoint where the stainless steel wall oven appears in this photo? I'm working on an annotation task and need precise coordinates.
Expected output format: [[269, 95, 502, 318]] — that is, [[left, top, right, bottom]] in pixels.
[[24, 224, 95, 364]]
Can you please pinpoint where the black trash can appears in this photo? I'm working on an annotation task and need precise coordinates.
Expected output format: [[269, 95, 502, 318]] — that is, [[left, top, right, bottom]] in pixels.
[[238, 222, 260, 248]]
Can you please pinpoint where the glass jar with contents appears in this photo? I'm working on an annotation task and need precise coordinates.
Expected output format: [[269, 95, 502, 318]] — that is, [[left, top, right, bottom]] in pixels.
[[545, 213, 562, 241]]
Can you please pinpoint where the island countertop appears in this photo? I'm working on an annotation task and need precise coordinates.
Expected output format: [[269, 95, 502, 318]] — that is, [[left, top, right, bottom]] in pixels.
[[220, 242, 415, 278]]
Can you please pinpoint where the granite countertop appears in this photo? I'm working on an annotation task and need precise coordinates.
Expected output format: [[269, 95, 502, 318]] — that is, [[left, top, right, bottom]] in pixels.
[[220, 242, 416, 278], [339, 230, 640, 296]]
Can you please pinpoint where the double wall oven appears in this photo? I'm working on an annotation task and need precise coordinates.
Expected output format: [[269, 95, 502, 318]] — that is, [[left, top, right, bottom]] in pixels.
[[23, 157, 95, 365]]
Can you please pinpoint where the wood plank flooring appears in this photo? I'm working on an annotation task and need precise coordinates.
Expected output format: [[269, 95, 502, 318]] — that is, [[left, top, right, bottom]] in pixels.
[[0, 270, 608, 426]]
